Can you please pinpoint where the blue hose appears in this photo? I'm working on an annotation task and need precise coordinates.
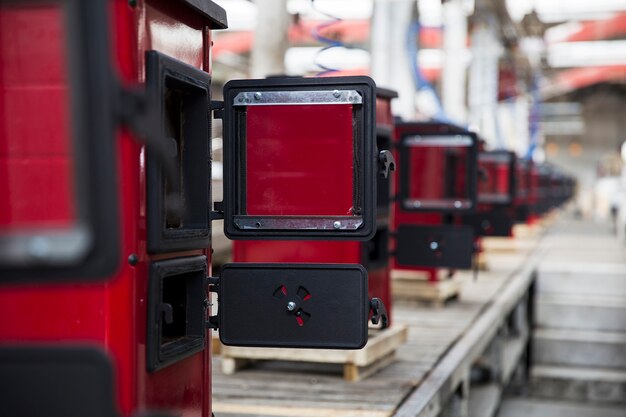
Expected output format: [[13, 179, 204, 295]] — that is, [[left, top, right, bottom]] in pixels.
[[407, 21, 452, 123], [310, 0, 344, 75]]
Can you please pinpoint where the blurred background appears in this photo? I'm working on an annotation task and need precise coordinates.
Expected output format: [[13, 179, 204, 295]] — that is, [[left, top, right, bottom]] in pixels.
[[209, 0, 626, 233], [207, 5, 626, 414]]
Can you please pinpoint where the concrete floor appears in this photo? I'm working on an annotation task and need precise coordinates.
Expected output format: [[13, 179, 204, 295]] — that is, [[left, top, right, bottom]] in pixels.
[[498, 214, 626, 417], [497, 397, 626, 417]]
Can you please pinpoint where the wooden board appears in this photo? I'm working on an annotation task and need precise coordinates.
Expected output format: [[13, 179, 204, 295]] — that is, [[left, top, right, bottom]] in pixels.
[[512, 223, 542, 239], [219, 325, 409, 382], [212, 332, 222, 355], [212, 403, 392, 417], [481, 236, 535, 253], [476, 252, 489, 271], [391, 271, 462, 306]]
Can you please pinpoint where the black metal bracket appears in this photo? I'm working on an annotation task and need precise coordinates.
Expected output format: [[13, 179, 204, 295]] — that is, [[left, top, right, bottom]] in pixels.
[[116, 86, 183, 219], [206, 276, 220, 330], [211, 100, 224, 119], [211, 201, 225, 221], [159, 303, 174, 325], [116, 87, 149, 133], [369, 297, 389, 329], [478, 166, 489, 182], [378, 150, 396, 179], [206, 317, 219, 330]]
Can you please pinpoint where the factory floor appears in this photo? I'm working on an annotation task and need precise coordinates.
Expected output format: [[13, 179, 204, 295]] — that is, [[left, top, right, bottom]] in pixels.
[[499, 212, 626, 417], [497, 397, 626, 417], [211, 207, 626, 417]]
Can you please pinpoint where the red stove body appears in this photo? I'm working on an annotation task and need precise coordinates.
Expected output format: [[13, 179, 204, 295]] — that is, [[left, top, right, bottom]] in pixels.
[[461, 150, 517, 237], [514, 158, 532, 223], [392, 121, 478, 279], [534, 164, 563, 216], [1, 2, 384, 412], [0, 1, 227, 416], [0, 2, 437, 415], [478, 152, 515, 206], [527, 163, 542, 223], [515, 161, 574, 225], [232, 88, 398, 325]]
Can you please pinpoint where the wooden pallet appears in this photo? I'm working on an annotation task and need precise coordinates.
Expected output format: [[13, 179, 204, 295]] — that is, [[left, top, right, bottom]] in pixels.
[[481, 237, 515, 253], [513, 223, 542, 239], [391, 270, 462, 306], [481, 237, 531, 254], [211, 332, 222, 355], [476, 252, 490, 271], [218, 324, 408, 382]]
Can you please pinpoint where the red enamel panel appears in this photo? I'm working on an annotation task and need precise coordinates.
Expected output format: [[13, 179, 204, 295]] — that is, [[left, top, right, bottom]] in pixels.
[[0, 283, 107, 340], [408, 147, 445, 200], [375, 96, 394, 128], [0, 2, 216, 417], [245, 104, 354, 216], [0, 5, 75, 229], [515, 161, 530, 205], [478, 158, 511, 202], [528, 165, 540, 206], [234, 240, 361, 264], [406, 146, 471, 204], [144, 2, 205, 71], [495, 164, 510, 195], [139, 3, 208, 417], [0, 6, 67, 85]]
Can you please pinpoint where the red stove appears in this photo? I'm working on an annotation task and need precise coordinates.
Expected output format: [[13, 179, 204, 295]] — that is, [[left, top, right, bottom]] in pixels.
[[232, 87, 398, 325], [514, 158, 532, 223], [392, 121, 479, 278], [0, 2, 386, 416], [461, 150, 517, 237], [0, 2, 228, 416]]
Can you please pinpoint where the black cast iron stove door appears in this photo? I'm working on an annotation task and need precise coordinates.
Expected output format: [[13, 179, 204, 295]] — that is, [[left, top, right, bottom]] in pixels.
[[218, 263, 368, 349]]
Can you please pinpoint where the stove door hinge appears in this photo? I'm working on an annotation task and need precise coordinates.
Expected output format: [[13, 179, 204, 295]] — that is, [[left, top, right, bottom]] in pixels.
[[210, 201, 224, 221], [211, 100, 224, 120], [206, 276, 220, 330]]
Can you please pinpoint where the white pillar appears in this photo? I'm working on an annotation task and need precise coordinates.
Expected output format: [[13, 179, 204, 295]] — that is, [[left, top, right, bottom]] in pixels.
[[370, 1, 391, 86], [371, 0, 418, 120], [468, 9, 502, 147], [251, 0, 289, 78], [441, 0, 468, 124]]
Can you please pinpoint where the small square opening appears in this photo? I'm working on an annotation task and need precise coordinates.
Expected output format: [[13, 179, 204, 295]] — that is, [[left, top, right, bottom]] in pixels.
[[161, 271, 201, 345], [146, 51, 211, 253], [147, 256, 206, 372]]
